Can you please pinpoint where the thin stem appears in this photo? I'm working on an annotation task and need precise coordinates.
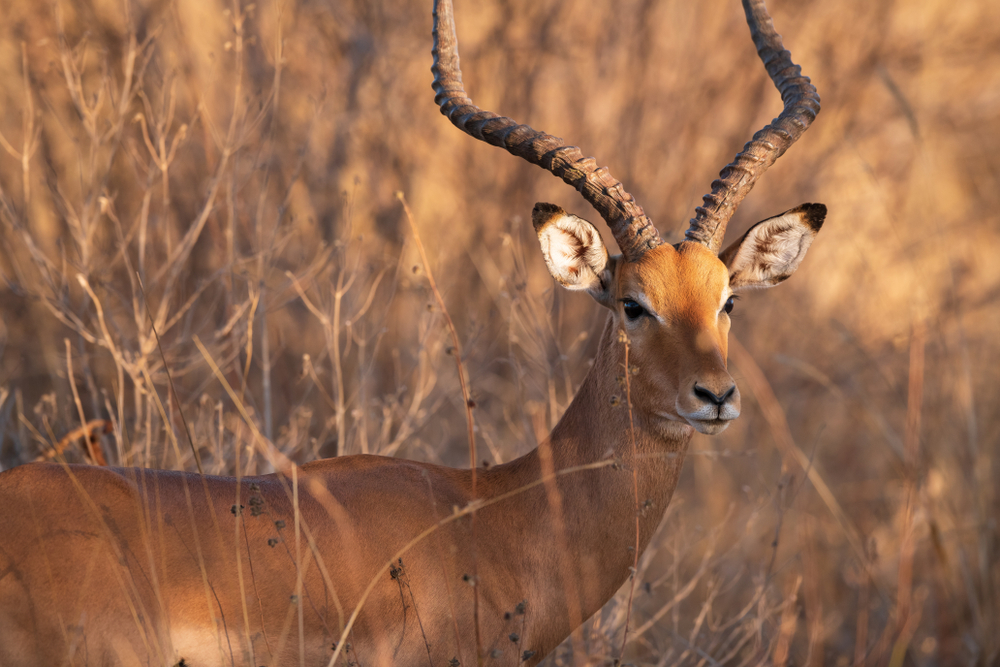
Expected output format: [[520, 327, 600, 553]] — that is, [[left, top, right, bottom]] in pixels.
[[136, 272, 203, 475], [618, 332, 641, 660], [396, 191, 483, 664]]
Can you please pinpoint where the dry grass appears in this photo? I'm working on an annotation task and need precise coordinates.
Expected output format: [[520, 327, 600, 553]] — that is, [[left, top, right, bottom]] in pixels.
[[0, 0, 998, 664]]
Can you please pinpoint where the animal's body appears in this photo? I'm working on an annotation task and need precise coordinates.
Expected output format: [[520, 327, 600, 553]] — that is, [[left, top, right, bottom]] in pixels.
[[0, 324, 689, 665]]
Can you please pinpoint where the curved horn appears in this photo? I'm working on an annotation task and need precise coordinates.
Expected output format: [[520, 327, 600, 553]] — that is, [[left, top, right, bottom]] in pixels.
[[432, 0, 662, 261], [684, 0, 821, 254]]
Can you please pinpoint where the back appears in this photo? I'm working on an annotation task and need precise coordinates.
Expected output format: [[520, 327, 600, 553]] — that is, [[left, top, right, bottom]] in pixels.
[[0, 460, 484, 666]]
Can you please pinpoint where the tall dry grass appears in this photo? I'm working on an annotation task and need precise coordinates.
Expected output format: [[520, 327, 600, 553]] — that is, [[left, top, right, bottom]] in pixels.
[[0, 0, 997, 664]]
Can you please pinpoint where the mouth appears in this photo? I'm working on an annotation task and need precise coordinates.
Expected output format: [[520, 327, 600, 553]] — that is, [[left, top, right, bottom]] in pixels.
[[676, 401, 740, 435], [654, 406, 738, 435], [654, 411, 734, 436], [686, 417, 733, 435]]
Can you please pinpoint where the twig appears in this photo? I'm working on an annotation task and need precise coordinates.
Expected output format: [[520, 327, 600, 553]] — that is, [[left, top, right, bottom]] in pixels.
[[888, 320, 925, 666], [618, 331, 641, 662], [396, 191, 484, 663], [729, 334, 887, 605], [136, 272, 204, 475]]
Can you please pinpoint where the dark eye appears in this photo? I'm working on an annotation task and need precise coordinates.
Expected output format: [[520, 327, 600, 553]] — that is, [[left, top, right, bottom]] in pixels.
[[623, 300, 645, 320], [723, 295, 737, 315]]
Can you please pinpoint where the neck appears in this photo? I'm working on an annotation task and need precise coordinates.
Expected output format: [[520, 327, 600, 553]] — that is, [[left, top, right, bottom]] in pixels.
[[482, 317, 693, 646], [548, 316, 693, 559]]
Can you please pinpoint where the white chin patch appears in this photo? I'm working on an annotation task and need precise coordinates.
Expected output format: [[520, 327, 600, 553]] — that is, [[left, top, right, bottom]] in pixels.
[[689, 419, 732, 435]]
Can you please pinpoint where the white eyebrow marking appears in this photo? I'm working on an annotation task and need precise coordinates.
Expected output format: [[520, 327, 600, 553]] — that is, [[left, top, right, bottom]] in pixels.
[[640, 294, 666, 324], [716, 286, 732, 323]]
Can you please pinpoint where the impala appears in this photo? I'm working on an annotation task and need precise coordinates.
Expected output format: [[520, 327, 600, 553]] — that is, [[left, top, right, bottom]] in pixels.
[[0, 0, 824, 664]]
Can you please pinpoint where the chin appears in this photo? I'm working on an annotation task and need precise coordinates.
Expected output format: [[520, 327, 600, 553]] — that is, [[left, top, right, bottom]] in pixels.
[[688, 418, 733, 435]]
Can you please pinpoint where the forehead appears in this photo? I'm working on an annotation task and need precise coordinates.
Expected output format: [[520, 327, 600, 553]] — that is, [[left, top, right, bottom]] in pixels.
[[621, 242, 729, 309]]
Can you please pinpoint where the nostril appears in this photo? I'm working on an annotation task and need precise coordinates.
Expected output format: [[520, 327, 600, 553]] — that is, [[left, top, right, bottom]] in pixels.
[[693, 383, 736, 406], [692, 384, 719, 405]]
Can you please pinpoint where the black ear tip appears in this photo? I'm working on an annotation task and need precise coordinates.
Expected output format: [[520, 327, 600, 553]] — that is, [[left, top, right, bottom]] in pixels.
[[532, 202, 565, 231], [799, 203, 827, 231]]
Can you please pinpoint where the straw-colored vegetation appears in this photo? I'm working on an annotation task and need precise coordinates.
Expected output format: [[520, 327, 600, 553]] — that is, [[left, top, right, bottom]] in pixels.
[[0, 0, 997, 663]]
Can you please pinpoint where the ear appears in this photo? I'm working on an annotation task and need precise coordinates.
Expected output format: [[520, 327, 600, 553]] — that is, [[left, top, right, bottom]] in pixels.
[[719, 203, 826, 291], [533, 202, 612, 299]]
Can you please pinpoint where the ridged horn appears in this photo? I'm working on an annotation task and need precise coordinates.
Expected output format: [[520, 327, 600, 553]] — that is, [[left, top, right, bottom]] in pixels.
[[684, 0, 821, 254], [431, 0, 663, 261]]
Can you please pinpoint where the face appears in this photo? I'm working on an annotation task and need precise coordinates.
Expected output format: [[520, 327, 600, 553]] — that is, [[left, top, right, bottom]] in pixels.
[[533, 202, 825, 438], [613, 242, 740, 435]]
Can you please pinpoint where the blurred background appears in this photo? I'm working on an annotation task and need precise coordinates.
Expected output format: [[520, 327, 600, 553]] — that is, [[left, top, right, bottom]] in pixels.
[[0, 0, 997, 664]]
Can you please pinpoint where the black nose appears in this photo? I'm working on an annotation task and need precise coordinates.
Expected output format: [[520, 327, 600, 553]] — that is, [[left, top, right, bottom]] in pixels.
[[693, 383, 736, 406]]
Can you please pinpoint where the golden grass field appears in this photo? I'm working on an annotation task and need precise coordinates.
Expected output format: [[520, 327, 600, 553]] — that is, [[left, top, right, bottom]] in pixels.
[[0, 0, 997, 664]]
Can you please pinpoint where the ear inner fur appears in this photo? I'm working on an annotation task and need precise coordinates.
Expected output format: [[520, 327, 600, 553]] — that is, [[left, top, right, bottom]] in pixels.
[[533, 203, 609, 292], [721, 203, 826, 291]]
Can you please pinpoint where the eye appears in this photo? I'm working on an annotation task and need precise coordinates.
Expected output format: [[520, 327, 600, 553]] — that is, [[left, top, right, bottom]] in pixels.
[[723, 295, 737, 315], [622, 299, 646, 320]]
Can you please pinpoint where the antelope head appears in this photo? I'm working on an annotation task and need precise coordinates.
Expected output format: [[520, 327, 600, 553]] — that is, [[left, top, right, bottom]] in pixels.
[[433, 0, 825, 436]]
